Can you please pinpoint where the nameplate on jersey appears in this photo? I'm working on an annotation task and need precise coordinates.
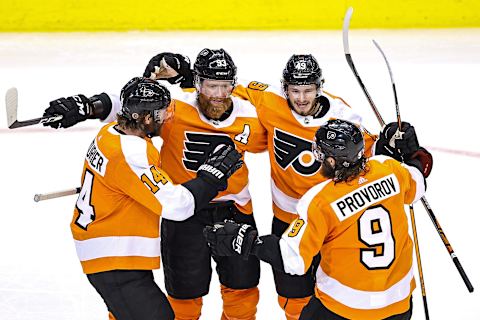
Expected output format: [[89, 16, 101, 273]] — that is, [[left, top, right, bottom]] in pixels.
[[331, 174, 400, 221], [86, 139, 108, 177]]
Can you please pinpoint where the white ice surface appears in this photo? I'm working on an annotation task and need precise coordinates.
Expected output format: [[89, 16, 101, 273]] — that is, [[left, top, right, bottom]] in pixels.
[[0, 30, 479, 319]]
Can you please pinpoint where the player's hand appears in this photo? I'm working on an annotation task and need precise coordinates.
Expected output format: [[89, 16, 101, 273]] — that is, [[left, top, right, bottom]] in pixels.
[[203, 220, 258, 260], [197, 144, 243, 191], [43, 95, 92, 129], [143, 52, 193, 88], [375, 122, 419, 161]]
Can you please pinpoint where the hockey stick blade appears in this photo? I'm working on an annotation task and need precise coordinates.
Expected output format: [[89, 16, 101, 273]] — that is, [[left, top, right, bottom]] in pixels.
[[342, 7, 354, 55], [5, 87, 63, 129], [342, 7, 385, 126], [372, 40, 402, 127], [5, 88, 18, 128], [34, 187, 81, 202]]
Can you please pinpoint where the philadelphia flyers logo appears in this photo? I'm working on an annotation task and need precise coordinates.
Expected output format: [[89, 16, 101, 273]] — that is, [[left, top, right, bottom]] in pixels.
[[273, 128, 320, 176], [183, 132, 235, 171]]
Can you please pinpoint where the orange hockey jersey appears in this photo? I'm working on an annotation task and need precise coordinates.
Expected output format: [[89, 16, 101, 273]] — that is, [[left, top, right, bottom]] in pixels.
[[72, 122, 196, 274], [159, 87, 267, 214], [279, 156, 426, 319], [234, 81, 377, 223]]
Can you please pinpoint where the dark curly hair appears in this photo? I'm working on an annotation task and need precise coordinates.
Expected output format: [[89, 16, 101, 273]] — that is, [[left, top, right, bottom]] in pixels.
[[116, 112, 150, 132], [323, 155, 369, 184]]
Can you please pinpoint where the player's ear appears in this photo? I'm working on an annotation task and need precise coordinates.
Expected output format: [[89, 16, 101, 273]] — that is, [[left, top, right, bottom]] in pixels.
[[143, 113, 153, 124], [326, 157, 335, 167]]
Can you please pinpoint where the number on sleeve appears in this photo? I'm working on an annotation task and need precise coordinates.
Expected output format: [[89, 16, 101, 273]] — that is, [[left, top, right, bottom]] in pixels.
[[247, 81, 269, 91], [75, 170, 96, 230], [358, 206, 395, 269], [288, 219, 305, 237]]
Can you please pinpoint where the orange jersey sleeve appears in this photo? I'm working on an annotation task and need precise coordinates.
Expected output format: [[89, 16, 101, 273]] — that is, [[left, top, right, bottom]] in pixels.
[[278, 156, 425, 319]]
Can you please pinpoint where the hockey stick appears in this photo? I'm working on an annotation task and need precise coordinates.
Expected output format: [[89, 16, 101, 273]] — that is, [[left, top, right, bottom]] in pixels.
[[343, 7, 474, 294], [372, 31, 474, 295], [342, 8, 385, 126], [34, 187, 80, 202], [5, 87, 63, 129], [372, 39, 430, 318]]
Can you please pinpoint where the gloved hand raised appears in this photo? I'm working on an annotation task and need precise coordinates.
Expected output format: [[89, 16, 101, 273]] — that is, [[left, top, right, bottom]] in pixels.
[[375, 121, 419, 161], [143, 52, 193, 88], [203, 220, 258, 260], [43, 95, 92, 129], [197, 144, 243, 192]]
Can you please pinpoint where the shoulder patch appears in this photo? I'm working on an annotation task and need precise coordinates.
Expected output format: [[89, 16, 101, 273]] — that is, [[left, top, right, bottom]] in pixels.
[[247, 81, 269, 91]]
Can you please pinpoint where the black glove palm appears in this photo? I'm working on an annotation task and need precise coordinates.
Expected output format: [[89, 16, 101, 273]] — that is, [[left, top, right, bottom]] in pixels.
[[143, 52, 194, 88], [197, 145, 243, 191], [43, 95, 92, 129], [203, 220, 258, 260], [375, 122, 419, 161]]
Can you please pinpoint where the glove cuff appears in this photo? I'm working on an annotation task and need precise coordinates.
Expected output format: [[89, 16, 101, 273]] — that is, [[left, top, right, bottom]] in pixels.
[[89, 93, 112, 120], [197, 164, 228, 191]]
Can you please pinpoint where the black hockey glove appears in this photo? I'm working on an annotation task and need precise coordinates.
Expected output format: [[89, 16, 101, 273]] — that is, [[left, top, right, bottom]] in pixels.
[[143, 52, 194, 88], [203, 220, 258, 260], [43, 95, 93, 129], [375, 122, 419, 161], [197, 145, 244, 192]]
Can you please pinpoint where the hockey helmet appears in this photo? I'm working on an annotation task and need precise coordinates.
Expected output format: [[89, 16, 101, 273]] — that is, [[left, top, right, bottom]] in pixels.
[[120, 77, 172, 123], [282, 54, 324, 88], [312, 119, 364, 168], [193, 48, 237, 82]]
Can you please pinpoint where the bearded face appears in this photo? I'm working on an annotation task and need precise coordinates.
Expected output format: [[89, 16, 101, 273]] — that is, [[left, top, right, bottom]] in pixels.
[[320, 157, 336, 179], [197, 79, 234, 120]]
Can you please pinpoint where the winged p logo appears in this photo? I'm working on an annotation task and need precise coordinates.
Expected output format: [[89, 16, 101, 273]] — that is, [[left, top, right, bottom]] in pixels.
[[183, 132, 235, 171], [273, 128, 320, 176]]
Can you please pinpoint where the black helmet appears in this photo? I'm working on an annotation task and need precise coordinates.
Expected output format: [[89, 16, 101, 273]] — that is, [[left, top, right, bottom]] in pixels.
[[193, 48, 237, 82], [283, 54, 324, 87], [312, 119, 364, 168], [119, 77, 172, 121]]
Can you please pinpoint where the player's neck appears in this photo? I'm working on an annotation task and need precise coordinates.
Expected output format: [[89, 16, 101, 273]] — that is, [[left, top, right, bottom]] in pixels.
[[115, 124, 146, 138]]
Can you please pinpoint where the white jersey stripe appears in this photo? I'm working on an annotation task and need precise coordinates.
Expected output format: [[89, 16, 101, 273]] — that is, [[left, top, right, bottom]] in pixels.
[[75, 236, 160, 261], [271, 179, 299, 214], [215, 183, 252, 206], [316, 265, 414, 310]]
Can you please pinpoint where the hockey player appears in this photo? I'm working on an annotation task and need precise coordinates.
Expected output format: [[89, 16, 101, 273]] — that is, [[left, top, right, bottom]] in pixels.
[[234, 55, 379, 318], [43, 50, 267, 320], [72, 77, 244, 320], [204, 119, 433, 320]]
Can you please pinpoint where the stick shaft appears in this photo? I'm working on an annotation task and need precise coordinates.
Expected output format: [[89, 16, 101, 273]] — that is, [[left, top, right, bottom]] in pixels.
[[420, 197, 474, 292], [34, 187, 80, 202], [410, 205, 430, 319]]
